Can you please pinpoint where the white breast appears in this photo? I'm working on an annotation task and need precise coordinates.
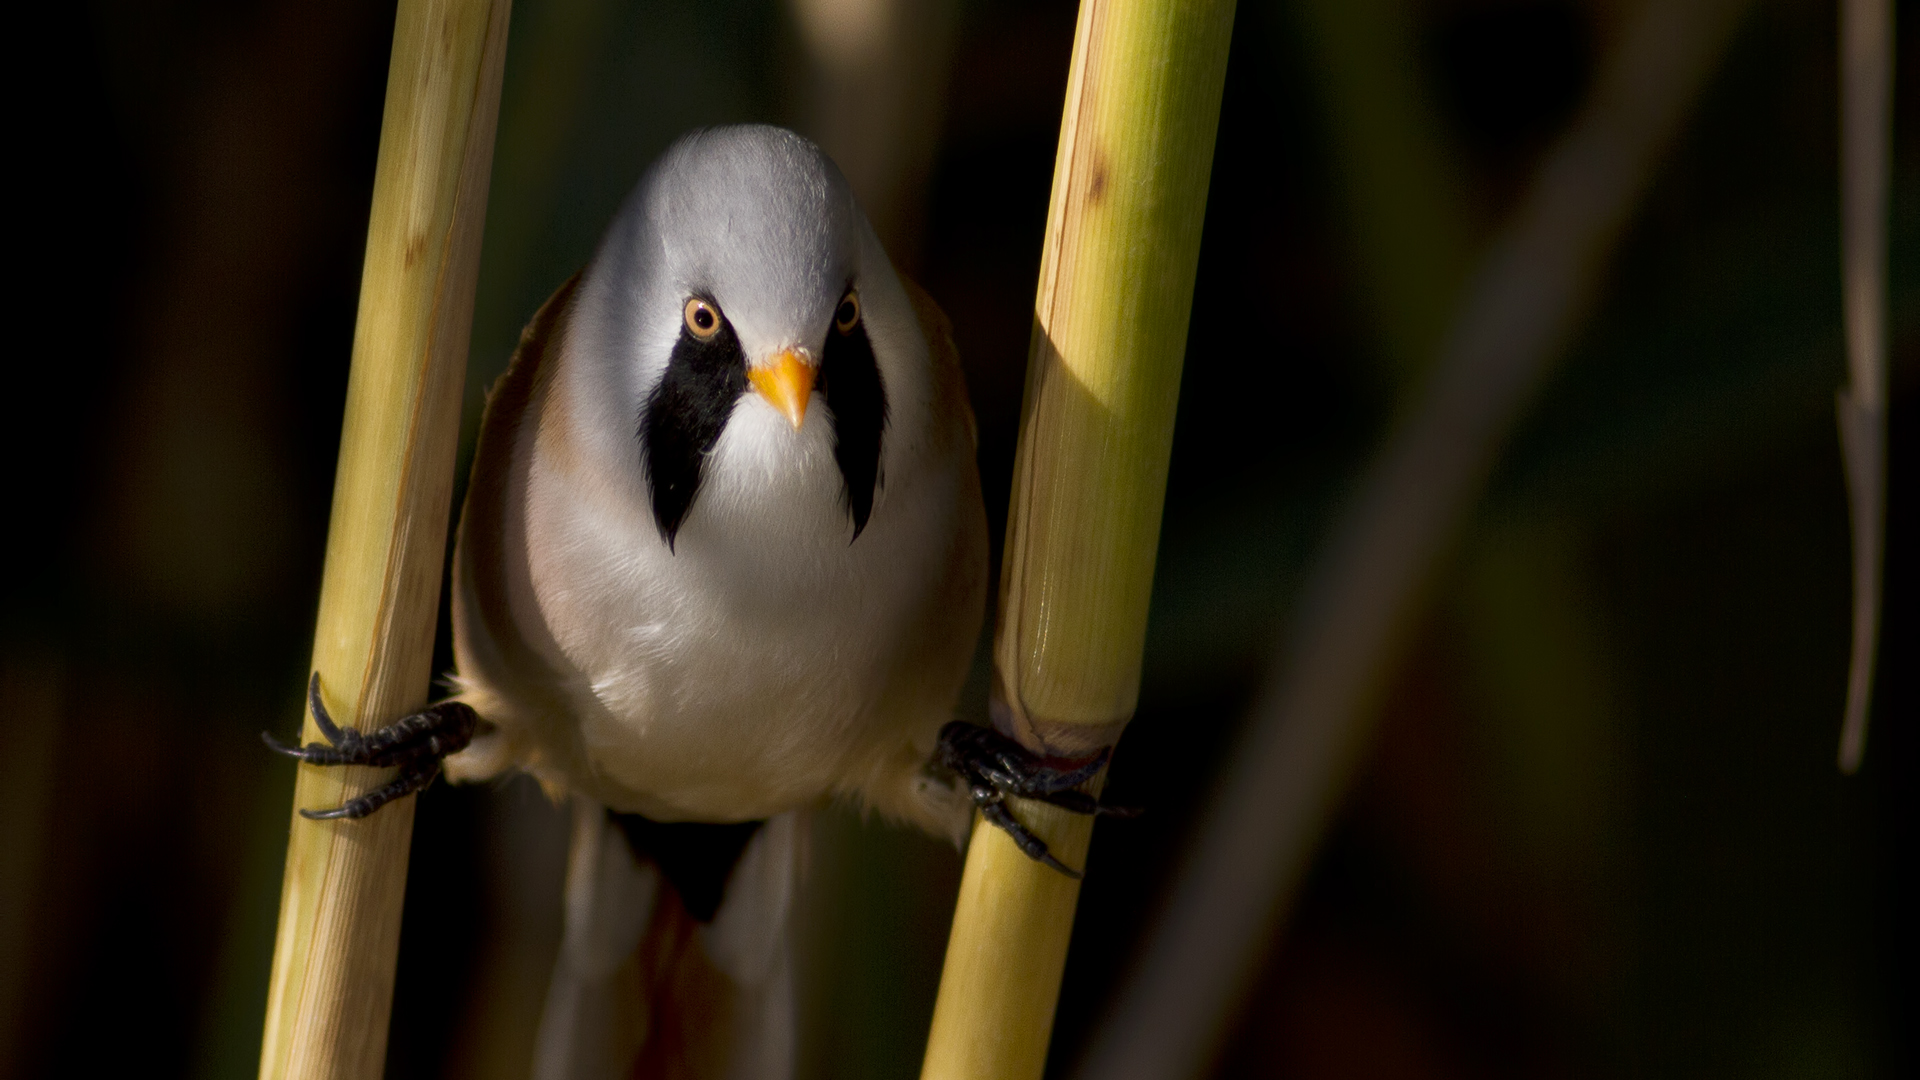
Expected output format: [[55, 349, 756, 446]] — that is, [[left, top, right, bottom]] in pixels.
[[514, 312, 969, 824]]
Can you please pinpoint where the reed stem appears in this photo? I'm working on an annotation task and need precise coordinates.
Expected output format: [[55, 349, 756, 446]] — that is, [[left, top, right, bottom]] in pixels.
[[256, 2, 510, 1077], [919, 1, 1235, 1076]]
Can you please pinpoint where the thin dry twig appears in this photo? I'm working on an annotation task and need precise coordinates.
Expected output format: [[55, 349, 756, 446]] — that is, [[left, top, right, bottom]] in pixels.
[[1071, 2, 1750, 1076], [1835, 0, 1892, 774]]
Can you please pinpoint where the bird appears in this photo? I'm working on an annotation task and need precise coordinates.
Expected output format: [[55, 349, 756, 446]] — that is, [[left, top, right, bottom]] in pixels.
[[267, 124, 1113, 1079], [449, 123, 994, 1079]]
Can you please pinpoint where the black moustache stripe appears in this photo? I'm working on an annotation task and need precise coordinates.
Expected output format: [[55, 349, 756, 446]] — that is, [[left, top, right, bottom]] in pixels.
[[641, 305, 749, 550], [819, 317, 888, 539], [639, 301, 889, 548]]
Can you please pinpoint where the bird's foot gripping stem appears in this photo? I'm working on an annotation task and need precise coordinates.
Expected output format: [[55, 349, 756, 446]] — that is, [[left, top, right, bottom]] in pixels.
[[936, 721, 1136, 879], [263, 673, 478, 820]]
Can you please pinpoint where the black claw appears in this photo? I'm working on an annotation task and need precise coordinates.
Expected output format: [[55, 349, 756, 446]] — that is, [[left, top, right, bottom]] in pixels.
[[978, 797, 1082, 879], [264, 673, 479, 820], [260, 730, 365, 768], [937, 721, 1132, 878], [297, 762, 441, 820], [306, 672, 357, 750]]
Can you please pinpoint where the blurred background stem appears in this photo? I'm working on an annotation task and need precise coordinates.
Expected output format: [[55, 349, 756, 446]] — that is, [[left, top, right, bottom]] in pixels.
[[1075, 1, 1751, 1076], [1293, 0, 1476, 389], [789, 0, 959, 271], [1835, 0, 1891, 773]]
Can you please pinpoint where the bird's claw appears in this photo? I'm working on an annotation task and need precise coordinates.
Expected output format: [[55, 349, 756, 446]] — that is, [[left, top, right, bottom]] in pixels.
[[936, 721, 1135, 879], [263, 673, 479, 820]]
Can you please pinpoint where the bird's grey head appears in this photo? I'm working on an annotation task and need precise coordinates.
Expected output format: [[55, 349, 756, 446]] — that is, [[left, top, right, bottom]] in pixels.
[[588, 126, 895, 551]]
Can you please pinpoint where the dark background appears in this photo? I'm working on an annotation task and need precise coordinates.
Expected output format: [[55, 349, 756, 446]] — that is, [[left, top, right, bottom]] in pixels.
[[3, 0, 1913, 1077]]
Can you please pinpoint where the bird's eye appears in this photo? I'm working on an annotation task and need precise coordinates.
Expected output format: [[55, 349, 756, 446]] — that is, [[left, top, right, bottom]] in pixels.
[[834, 292, 861, 334], [684, 298, 721, 340]]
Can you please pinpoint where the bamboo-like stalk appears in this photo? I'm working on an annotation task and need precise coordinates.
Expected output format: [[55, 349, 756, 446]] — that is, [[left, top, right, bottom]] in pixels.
[[1835, 0, 1891, 774], [257, 2, 511, 1078], [919, 2, 1235, 1077]]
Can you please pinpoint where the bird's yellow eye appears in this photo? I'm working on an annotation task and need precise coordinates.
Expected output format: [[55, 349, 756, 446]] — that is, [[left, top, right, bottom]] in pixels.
[[834, 292, 860, 334], [684, 298, 721, 340]]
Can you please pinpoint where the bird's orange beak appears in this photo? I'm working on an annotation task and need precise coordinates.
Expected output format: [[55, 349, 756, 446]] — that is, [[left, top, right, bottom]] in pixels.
[[749, 349, 817, 430]]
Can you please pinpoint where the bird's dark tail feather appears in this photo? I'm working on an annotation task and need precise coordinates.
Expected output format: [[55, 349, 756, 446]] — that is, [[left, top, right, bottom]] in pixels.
[[532, 798, 805, 1080]]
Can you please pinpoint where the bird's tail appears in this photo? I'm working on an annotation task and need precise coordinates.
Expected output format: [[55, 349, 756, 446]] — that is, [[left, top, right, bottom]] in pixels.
[[533, 797, 806, 1080]]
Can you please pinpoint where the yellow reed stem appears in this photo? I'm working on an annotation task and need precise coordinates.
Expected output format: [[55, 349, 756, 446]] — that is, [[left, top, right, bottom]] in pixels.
[[920, 1, 1235, 1076], [257, 2, 510, 1078]]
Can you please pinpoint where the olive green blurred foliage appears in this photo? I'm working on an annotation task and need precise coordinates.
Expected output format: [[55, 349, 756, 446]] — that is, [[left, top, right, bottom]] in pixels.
[[3, 0, 1910, 1078]]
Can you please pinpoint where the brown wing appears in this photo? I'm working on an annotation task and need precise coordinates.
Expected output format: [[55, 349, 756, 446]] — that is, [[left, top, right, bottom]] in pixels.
[[901, 276, 978, 450], [446, 273, 581, 783]]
